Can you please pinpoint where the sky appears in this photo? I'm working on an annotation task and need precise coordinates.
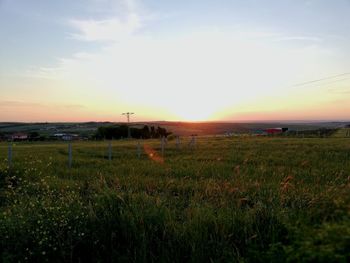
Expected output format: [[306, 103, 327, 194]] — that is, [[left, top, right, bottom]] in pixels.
[[1, 0, 350, 122]]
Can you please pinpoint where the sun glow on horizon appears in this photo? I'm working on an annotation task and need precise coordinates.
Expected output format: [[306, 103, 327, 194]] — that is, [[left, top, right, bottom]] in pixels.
[[1, 0, 350, 122], [19, 28, 349, 122], [171, 109, 217, 122]]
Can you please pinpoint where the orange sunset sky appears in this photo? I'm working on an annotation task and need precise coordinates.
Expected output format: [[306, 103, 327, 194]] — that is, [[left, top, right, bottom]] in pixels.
[[1, 0, 350, 122]]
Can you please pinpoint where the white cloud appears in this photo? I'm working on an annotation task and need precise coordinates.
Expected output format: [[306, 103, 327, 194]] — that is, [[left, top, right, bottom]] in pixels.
[[69, 13, 141, 42], [273, 36, 323, 43], [67, 0, 145, 42], [24, 66, 63, 80]]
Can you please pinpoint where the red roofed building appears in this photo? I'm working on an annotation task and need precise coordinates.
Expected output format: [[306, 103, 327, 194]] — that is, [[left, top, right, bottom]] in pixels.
[[266, 128, 283, 135]]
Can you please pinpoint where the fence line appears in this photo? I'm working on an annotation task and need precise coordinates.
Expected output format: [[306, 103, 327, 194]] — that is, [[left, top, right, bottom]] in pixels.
[[8, 143, 12, 168], [189, 135, 196, 150], [137, 141, 141, 158], [2, 135, 348, 169], [108, 141, 112, 161], [161, 137, 165, 156], [176, 136, 180, 150], [68, 143, 72, 168], [60, 137, 188, 168]]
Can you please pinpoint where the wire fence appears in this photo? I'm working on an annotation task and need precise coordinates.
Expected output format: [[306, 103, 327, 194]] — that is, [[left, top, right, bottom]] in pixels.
[[1, 135, 349, 172], [1, 136, 199, 169]]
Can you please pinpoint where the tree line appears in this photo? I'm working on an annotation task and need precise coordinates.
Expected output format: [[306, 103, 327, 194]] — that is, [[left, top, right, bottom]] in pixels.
[[94, 125, 171, 140]]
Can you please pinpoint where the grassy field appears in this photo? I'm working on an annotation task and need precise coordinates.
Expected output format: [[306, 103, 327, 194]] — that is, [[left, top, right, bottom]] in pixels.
[[0, 137, 349, 262], [332, 128, 350, 138]]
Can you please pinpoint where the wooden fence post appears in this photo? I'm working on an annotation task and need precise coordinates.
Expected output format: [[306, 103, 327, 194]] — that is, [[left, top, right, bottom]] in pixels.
[[68, 143, 72, 168], [176, 136, 180, 150], [137, 141, 141, 158], [189, 136, 196, 150], [161, 137, 165, 156], [8, 143, 12, 168], [108, 141, 112, 161]]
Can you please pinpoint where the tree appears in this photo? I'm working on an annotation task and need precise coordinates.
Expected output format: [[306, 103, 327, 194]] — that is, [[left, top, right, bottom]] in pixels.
[[141, 125, 150, 139], [29, 132, 40, 141], [94, 125, 171, 140], [150, 126, 156, 138]]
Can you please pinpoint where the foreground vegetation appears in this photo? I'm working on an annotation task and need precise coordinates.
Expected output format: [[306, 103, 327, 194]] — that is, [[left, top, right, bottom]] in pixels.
[[0, 137, 349, 262]]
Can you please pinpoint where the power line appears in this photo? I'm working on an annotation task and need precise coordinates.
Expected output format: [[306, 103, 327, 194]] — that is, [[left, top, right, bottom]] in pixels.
[[122, 112, 134, 123], [122, 112, 135, 139], [290, 72, 350, 88]]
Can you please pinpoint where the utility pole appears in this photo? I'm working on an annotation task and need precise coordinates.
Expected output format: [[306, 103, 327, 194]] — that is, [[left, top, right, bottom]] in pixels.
[[122, 112, 134, 138]]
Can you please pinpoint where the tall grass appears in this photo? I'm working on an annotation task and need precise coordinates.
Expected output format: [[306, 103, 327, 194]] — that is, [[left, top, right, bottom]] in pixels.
[[0, 137, 349, 262]]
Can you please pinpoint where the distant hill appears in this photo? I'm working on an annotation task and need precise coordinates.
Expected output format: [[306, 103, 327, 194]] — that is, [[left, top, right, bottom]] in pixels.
[[140, 121, 349, 136], [1, 121, 349, 137]]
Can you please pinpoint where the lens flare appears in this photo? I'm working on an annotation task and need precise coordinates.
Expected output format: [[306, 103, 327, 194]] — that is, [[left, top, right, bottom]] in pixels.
[[143, 144, 164, 163]]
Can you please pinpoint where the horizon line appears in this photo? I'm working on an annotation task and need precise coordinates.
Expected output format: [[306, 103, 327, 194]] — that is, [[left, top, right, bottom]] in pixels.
[[1, 119, 350, 124]]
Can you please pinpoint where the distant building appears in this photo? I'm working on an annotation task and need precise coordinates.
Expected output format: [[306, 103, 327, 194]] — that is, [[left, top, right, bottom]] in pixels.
[[53, 133, 79, 141], [11, 133, 28, 141], [252, 129, 267, 136], [266, 128, 288, 135]]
